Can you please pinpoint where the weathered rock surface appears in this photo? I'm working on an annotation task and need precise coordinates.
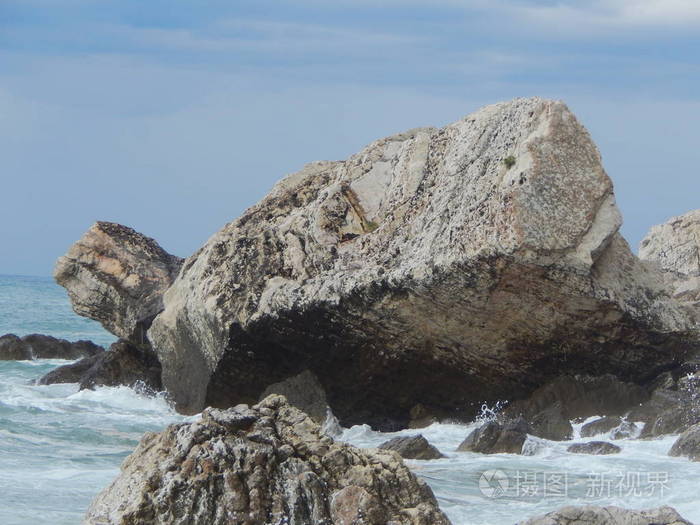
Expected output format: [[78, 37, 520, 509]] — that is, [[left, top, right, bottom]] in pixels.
[[39, 340, 161, 392], [54, 221, 183, 345], [143, 97, 698, 427], [668, 422, 700, 461], [517, 505, 691, 525], [457, 417, 530, 454], [640, 209, 700, 307], [84, 395, 450, 525], [566, 441, 621, 455], [259, 369, 330, 425], [379, 435, 445, 460], [0, 333, 103, 360]]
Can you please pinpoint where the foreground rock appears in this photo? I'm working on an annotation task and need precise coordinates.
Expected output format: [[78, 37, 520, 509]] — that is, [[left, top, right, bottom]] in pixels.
[[518, 505, 691, 525], [379, 435, 445, 460], [259, 369, 330, 425], [0, 333, 102, 360], [567, 441, 621, 455], [54, 221, 183, 345], [457, 417, 530, 454], [640, 209, 700, 309], [39, 340, 161, 392], [137, 97, 699, 427], [84, 395, 450, 525], [668, 422, 700, 461]]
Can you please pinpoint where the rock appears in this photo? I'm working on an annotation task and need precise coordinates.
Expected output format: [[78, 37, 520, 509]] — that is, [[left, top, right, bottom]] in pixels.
[[640, 209, 700, 307], [517, 505, 691, 525], [39, 340, 161, 392], [528, 403, 573, 441], [379, 435, 445, 460], [84, 395, 450, 525], [580, 416, 622, 438], [0, 333, 103, 360], [457, 417, 530, 454], [259, 369, 329, 425], [566, 441, 621, 455], [610, 420, 638, 440], [54, 221, 183, 345], [668, 422, 700, 461], [142, 97, 698, 425]]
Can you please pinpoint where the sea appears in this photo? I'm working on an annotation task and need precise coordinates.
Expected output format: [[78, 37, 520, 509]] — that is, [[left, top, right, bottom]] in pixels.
[[1, 274, 698, 525]]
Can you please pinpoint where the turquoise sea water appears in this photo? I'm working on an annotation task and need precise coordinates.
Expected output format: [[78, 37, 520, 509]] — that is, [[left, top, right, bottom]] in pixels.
[[0, 274, 699, 524]]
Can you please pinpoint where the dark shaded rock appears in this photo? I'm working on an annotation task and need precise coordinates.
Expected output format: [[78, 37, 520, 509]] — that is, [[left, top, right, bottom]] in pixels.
[[518, 505, 691, 525], [54, 221, 183, 345], [668, 422, 700, 461], [580, 416, 622, 438], [567, 441, 621, 455], [143, 98, 699, 425], [458, 417, 530, 454], [39, 340, 161, 392], [0, 333, 103, 360], [259, 369, 329, 425], [528, 403, 573, 441], [610, 420, 638, 440], [84, 395, 450, 525], [379, 435, 445, 460]]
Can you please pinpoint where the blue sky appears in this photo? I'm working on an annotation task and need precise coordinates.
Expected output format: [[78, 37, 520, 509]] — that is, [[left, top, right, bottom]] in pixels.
[[1, 0, 698, 275]]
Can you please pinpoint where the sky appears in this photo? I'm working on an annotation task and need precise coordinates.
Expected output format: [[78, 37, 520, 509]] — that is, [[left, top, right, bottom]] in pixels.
[[1, 0, 698, 276]]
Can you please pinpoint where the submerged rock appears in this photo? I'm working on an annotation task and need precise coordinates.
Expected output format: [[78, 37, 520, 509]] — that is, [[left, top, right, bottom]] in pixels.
[[54, 221, 183, 345], [84, 395, 450, 525], [39, 340, 161, 392], [566, 441, 621, 455], [457, 417, 530, 454], [0, 333, 103, 360], [379, 435, 445, 460], [140, 97, 698, 426], [518, 505, 691, 525], [668, 422, 700, 461]]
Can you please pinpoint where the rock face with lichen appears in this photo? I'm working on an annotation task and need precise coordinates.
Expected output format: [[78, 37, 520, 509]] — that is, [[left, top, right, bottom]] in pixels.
[[54, 221, 183, 345], [640, 209, 700, 312], [83, 395, 450, 525], [142, 97, 698, 428]]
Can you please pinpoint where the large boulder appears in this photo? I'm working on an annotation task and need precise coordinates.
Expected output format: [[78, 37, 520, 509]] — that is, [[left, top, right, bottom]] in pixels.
[[39, 339, 161, 392], [457, 417, 530, 454], [259, 369, 330, 425], [640, 209, 700, 308], [54, 221, 183, 345], [0, 333, 103, 360], [668, 422, 700, 461], [518, 505, 691, 525], [379, 435, 445, 460], [145, 97, 698, 427], [84, 395, 450, 525]]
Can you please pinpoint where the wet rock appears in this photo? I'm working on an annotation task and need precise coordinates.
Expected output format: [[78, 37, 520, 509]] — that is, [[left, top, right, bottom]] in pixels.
[[259, 369, 329, 425], [668, 422, 700, 461], [143, 97, 699, 425], [54, 221, 183, 345], [379, 435, 445, 460], [610, 420, 638, 440], [528, 403, 573, 441], [566, 441, 621, 455], [39, 340, 161, 392], [580, 416, 622, 438], [457, 417, 530, 454], [0, 333, 103, 360], [518, 505, 691, 525], [84, 395, 450, 525]]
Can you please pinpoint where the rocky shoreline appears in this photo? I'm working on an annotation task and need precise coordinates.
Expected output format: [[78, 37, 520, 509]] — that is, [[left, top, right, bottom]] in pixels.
[[43, 97, 700, 524]]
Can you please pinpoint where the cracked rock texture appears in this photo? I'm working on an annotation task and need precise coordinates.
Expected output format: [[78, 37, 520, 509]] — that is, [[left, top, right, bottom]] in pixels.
[[144, 97, 699, 427], [640, 209, 700, 311], [55, 221, 183, 345], [517, 505, 691, 525], [84, 395, 450, 525]]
